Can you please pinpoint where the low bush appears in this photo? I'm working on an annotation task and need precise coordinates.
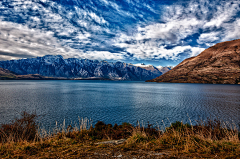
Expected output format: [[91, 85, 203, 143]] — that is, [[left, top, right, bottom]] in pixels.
[[65, 121, 133, 141], [0, 111, 39, 143]]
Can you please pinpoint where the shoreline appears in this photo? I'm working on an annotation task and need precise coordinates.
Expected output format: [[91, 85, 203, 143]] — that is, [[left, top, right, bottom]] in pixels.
[[0, 112, 239, 158]]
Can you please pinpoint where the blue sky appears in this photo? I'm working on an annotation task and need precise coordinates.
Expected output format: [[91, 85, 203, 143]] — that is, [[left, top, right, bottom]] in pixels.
[[0, 0, 240, 66]]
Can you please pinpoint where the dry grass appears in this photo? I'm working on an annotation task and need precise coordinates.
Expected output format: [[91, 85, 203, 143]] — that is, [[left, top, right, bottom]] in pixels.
[[158, 120, 240, 157], [0, 112, 239, 158], [0, 111, 39, 143]]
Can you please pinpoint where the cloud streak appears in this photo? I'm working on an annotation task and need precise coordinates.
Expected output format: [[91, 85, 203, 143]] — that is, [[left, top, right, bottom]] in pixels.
[[0, 0, 239, 65], [114, 0, 240, 63]]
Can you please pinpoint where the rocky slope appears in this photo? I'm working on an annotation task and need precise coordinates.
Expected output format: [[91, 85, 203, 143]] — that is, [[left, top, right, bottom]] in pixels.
[[0, 55, 159, 81], [147, 39, 240, 84]]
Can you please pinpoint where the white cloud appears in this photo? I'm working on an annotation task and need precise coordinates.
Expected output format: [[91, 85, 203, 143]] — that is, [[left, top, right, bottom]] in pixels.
[[203, 2, 240, 29], [221, 19, 240, 42], [115, 39, 204, 60], [83, 51, 125, 61], [197, 32, 220, 44], [0, 0, 240, 63], [0, 0, 121, 61], [134, 17, 201, 42], [0, 20, 124, 61], [0, 21, 77, 58], [113, 0, 240, 61], [74, 6, 109, 27], [190, 47, 205, 57]]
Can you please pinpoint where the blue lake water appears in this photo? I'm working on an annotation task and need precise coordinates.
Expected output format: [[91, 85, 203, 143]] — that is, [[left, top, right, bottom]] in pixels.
[[0, 80, 239, 129]]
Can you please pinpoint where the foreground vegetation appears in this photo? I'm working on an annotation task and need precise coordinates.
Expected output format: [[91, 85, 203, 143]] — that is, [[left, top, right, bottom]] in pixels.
[[0, 112, 239, 158]]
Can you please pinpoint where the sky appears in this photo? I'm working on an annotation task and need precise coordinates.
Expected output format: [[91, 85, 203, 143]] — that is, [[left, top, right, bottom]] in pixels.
[[0, 0, 240, 66]]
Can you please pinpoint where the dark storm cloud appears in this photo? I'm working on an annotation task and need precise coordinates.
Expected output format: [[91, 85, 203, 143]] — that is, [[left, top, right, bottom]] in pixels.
[[0, 51, 35, 58]]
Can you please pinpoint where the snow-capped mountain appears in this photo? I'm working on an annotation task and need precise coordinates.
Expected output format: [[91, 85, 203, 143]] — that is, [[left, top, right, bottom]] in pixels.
[[156, 65, 174, 74], [133, 63, 173, 75], [0, 55, 161, 81]]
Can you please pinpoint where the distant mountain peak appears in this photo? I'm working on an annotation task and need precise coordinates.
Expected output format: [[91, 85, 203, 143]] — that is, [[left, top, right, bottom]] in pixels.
[[133, 63, 173, 75], [156, 65, 163, 69]]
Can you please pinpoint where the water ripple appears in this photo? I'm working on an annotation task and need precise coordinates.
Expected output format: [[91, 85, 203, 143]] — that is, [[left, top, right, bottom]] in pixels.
[[0, 81, 239, 129]]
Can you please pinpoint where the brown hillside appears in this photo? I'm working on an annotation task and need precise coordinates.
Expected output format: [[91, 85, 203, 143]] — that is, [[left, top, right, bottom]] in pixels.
[[0, 67, 18, 79], [0, 67, 63, 80], [146, 39, 240, 84]]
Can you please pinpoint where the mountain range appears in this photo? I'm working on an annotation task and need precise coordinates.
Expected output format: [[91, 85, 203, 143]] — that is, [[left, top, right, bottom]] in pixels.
[[0, 55, 172, 81], [147, 39, 240, 84]]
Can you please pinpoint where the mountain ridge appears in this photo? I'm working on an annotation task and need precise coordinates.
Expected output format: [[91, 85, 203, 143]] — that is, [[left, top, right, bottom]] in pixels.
[[0, 55, 168, 81]]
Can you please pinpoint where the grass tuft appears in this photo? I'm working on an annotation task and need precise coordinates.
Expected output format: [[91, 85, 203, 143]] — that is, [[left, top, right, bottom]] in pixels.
[[0, 111, 239, 158]]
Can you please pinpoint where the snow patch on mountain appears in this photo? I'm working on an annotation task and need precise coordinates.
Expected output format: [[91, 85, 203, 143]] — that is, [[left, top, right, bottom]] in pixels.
[[0, 55, 161, 81]]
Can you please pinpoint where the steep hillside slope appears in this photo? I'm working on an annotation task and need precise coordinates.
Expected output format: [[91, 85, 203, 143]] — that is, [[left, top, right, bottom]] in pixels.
[[0, 67, 57, 80], [147, 39, 240, 84], [0, 67, 17, 79]]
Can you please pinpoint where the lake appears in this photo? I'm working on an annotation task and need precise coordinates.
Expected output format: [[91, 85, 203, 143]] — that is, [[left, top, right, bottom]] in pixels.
[[0, 80, 239, 130]]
